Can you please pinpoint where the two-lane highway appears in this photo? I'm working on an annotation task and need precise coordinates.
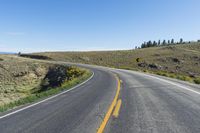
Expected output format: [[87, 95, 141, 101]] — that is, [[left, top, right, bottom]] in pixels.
[[0, 68, 117, 133], [0, 63, 200, 133]]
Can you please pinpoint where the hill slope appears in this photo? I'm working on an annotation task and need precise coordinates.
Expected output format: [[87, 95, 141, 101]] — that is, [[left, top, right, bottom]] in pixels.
[[0, 55, 90, 110], [0, 55, 51, 105], [35, 43, 200, 83]]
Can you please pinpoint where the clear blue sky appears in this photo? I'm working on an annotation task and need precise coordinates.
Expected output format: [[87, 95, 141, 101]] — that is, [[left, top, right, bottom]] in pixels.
[[0, 0, 200, 52]]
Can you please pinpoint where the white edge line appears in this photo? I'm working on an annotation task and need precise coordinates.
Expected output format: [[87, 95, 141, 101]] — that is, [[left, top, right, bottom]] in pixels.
[[0, 72, 94, 119], [119, 69, 200, 95], [146, 74, 200, 95], [64, 63, 200, 96]]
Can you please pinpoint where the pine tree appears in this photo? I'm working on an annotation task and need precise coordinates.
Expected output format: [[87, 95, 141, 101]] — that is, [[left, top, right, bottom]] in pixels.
[[18, 52, 21, 56], [158, 40, 161, 45], [180, 38, 183, 44], [162, 40, 166, 45], [153, 41, 157, 46], [141, 42, 147, 48], [171, 39, 174, 44], [168, 40, 170, 45], [147, 41, 152, 47], [141, 43, 144, 48]]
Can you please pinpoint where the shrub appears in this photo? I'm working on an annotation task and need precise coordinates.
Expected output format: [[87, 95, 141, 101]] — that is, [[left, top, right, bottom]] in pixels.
[[143, 69, 149, 73], [176, 75, 192, 81], [156, 71, 163, 75], [156, 71, 169, 77], [194, 78, 200, 84], [162, 73, 169, 77], [19, 54, 52, 60], [66, 66, 85, 80], [168, 73, 176, 78], [40, 66, 85, 92], [40, 65, 68, 91]]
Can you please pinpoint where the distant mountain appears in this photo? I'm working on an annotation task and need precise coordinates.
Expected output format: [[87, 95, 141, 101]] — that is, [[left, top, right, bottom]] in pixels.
[[0, 52, 16, 54]]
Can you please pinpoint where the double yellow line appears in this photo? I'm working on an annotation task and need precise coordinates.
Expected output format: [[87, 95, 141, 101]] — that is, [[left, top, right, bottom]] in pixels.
[[97, 74, 122, 133]]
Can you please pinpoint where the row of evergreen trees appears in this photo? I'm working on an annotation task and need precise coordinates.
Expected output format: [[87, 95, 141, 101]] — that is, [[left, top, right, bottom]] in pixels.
[[139, 38, 200, 49]]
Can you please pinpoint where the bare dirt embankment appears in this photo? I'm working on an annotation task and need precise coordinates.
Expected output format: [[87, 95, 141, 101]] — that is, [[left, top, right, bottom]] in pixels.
[[0, 55, 90, 110]]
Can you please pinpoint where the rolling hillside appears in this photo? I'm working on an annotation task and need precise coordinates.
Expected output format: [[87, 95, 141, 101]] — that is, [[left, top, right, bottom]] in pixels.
[[35, 42, 200, 84], [0, 55, 91, 111]]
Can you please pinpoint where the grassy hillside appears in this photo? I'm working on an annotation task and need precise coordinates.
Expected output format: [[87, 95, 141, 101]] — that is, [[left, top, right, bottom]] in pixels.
[[0, 55, 50, 106], [35, 42, 200, 84], [0, 55, 91, 111]]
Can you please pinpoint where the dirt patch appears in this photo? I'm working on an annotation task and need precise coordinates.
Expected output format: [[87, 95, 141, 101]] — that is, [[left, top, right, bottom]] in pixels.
[[166, 57, 184, 64], [138, 62, 165, 70], [138, 62, 148, 68], [148, 63, 163, 69]]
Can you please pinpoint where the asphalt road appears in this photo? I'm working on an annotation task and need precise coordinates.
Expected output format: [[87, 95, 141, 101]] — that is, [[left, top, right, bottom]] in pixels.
[[0, 63, 200, 133], [106, 69, 200, 133]]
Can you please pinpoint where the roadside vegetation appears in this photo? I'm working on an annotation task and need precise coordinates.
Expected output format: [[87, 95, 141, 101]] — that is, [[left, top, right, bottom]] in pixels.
[[19, 53, 52, 60], [0, 55, 91, 112], [32, 42, 200, 84]]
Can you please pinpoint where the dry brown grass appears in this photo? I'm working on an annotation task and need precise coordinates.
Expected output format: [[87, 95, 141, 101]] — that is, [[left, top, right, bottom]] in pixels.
[[0, 55, 53, 105], [36, 43, 200, 77], [0, 55, 91, 111]]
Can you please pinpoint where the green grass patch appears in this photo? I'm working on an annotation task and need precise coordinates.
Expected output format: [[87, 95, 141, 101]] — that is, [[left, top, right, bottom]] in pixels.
[[194, 77, 200, 84], [155, 71, 170, 77], [176, 75, 192, 82], [0, 70, 92, 112], [143, 69, 149, 73]]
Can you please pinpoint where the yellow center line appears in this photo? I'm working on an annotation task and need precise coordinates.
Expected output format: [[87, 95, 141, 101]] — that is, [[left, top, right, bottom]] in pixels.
[[97, 74, 121, 133], [112, 99, 122, 118]]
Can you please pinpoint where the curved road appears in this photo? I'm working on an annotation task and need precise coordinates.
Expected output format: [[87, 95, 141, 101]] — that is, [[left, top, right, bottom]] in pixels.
[[0, 63, 200, 133]]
